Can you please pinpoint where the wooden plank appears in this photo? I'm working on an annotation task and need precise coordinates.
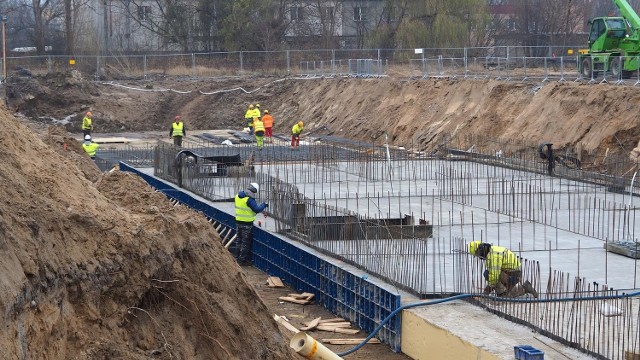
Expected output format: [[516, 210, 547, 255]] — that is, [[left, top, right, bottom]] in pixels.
[[303, 318, 347, 327], [223, 234, 237, 249], [300, 292, 315, 300], [316, 326, 359, 334], [278, 296, 311, 305], [267, 276, 284, 288], [314, 322, 351, 328], [273, 314, 300, 334], [218, 227, 229, 240], [318, 318, 345, 324], [287, 292, 315, 300], [300, 317, 321, 331], [321, 338, 381, 345]]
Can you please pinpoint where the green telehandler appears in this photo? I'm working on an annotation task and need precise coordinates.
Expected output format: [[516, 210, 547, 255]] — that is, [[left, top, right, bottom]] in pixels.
[[578, 0, 640, 78]]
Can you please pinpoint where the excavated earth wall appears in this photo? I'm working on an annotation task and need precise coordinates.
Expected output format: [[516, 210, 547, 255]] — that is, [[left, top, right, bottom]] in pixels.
[[0, 108, 297, 359]]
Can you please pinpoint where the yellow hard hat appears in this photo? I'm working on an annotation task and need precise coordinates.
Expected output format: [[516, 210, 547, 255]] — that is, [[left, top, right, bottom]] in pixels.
[[249, 104, 254, 109], [264, 110, 269, 114], [256, 103, 261, 108], [298, 121, 304, 127], [469, 241, 491, 258], [468, 241, 481, 255]]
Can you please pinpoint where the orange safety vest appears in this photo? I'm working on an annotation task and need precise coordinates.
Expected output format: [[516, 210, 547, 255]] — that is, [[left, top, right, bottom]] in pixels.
[[262, 114, 273, 128]]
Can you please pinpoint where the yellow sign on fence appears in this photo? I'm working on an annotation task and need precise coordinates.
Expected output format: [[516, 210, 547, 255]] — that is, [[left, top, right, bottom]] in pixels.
[[69, 59, 75, 65]]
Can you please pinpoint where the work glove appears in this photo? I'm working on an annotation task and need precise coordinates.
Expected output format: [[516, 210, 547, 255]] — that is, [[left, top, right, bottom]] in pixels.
[[483, 270, 489, 281]]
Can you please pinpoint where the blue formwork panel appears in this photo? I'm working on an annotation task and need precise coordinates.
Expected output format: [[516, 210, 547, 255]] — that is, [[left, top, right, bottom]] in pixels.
[[514, 345, 544, 360], [122, 162, 403, 352]]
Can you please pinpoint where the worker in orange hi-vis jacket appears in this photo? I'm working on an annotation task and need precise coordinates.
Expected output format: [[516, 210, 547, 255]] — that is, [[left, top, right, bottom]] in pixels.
[[261, 110, 274, 143]]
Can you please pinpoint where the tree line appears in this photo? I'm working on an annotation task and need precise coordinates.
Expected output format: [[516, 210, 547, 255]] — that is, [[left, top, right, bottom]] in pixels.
[[0, 0, 632, 55]]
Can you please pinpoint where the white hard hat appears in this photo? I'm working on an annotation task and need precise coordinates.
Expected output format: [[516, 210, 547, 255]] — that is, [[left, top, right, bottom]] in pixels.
[[84, 135, 91, 141], [248, 182, 259, 194]]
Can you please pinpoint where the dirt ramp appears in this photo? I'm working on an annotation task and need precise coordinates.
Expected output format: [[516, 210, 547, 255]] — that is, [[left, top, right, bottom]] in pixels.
[[0, 108, 296, 359]]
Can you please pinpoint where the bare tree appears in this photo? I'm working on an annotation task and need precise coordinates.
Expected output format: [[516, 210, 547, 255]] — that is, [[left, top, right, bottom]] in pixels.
[[508, 0, 590, 55], [29, 0, 64, 54]]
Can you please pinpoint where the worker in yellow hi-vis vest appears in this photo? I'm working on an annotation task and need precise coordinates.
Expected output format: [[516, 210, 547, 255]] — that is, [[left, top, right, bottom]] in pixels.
[[169, 115, 186, 147], [82, 134, 100, 160], [234, 183, 268, 266], [253, 117, 266, 150], [82, 111, 94, 137]]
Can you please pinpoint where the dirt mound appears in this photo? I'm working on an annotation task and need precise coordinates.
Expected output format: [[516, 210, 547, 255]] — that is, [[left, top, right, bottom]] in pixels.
[[7, 74, 640, 161], [271, 78, 640, 160], [0, 106, 296, 359]]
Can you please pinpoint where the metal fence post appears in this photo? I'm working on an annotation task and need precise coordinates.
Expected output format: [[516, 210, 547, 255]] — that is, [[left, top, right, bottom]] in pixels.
[[287, 50, 290, 74], [143, 54, 147, 80], [240, 51, 244, 75], [332, 49, 335, 75], [464, 47, 468, 79], [47, 55, 52, 73], [191, 53, 196, 78], [96, 56, 100, 81]]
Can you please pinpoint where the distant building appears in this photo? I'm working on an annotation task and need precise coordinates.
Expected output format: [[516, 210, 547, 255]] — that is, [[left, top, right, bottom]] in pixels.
[[79, 0, 178, 53], [284, 1, 390, 48]]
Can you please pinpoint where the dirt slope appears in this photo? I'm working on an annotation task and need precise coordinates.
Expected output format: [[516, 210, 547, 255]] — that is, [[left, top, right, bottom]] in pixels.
[[274, 78, 640, 159], [7, 72, 640, 158], [0, 106, 296, 359]]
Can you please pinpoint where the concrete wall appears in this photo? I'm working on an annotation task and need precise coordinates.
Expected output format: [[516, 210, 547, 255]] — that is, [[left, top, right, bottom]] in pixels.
[[401, 310, 503, 360]]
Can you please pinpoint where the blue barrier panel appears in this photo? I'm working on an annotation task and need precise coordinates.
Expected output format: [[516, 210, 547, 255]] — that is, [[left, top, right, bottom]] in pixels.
[[121, 162, 402, 352], [253, 229, 402, 351]]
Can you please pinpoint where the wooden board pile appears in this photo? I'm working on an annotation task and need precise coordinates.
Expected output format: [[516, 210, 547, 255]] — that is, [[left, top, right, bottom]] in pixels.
[[300, 317, 359, 335], [278, 292, 315, 305]]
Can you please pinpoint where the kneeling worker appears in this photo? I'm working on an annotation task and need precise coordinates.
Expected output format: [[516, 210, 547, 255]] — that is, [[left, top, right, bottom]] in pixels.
[[82, 135, 100, 160], [468, 241, 538, 298]]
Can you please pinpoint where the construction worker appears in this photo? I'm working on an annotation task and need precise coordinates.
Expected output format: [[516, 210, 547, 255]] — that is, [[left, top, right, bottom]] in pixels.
[[262, 110, 274, 143], [468, 241, 538, 298], [254, 103, 262, 118], [234, 182, 268, 266], [291, 121, 304, 150], [169, 115, 186, 147], [82, 111, 93, 137], [82, 134, 100, 160], [245, 104, 255, 135], [253, 116, 266, 150]]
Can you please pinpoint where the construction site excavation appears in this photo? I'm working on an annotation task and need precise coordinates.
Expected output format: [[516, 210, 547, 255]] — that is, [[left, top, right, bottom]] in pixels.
[[3, 63, 640, 359], [93, 123, 639, 360]]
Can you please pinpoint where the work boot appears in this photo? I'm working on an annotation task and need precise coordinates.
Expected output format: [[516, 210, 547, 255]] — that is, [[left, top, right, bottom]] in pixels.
[[523, 280, 538, 298], [508, 284, 526, 297], [494, 282, 508, 296]]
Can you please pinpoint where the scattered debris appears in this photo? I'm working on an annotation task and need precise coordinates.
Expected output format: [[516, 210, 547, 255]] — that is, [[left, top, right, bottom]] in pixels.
[[274, 314, 300, 334], [300, 317, 321, 331], [316, 326, 359, 335], [279, 292, 315, 304], [267, 276, 284, 288], [300, 317, 359, 334]]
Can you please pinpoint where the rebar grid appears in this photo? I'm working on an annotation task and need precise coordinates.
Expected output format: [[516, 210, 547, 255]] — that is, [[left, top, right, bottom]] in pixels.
[[147, 136, 640, 360]]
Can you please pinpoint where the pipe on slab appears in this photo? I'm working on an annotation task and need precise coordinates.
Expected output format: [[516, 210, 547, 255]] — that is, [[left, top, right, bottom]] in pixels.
[[290, 332, 343, 360]]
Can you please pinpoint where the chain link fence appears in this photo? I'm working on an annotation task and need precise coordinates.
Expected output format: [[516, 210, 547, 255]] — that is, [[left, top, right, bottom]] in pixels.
[[9, 45, 640, 83]]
